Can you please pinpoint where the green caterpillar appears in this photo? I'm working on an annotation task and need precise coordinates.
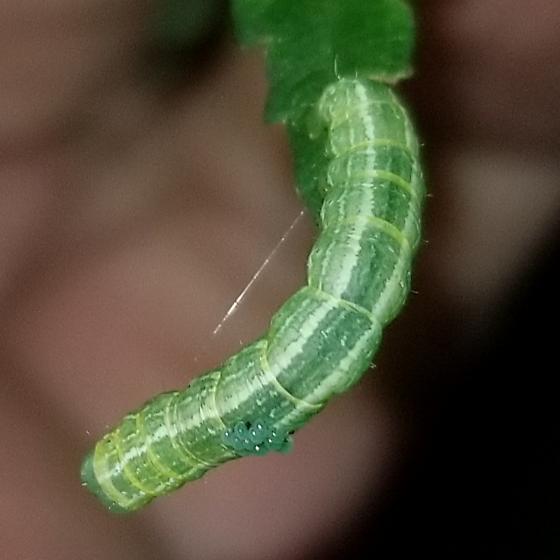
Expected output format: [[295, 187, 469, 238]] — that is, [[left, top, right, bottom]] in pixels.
[[81, 77, 424, 513]]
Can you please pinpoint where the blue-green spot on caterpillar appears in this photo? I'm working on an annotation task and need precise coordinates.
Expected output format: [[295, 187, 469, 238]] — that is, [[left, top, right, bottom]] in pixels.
[[223, 419, 293, 456], [80, 76, 425, 513]]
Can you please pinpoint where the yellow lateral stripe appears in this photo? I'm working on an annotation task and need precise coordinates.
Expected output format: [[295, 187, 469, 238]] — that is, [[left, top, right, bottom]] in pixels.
[[164, 394, 215, 468], [328, 100, 395, 129], [333, 138, 413, 160], [260, 349, 322, 411], [112, 423, 158, 496], [339, 168, 419, 201], [93, 442, 136, 509], [307, 285, 377, 324], [211, 369, 231, 431], [335, 214, 412, 253], [135, 411, 181, 482]]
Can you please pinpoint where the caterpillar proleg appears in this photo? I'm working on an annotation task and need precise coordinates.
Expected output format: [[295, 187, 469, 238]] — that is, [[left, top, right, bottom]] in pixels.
[[81, 77, 424, 513]]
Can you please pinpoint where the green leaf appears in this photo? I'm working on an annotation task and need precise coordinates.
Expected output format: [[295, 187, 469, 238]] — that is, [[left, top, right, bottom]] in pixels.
[[231, 0, 415, 123], [231, 0, 416, 221]]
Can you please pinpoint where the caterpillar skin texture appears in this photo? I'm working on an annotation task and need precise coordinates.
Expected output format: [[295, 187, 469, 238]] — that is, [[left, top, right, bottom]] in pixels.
[[81, 78, 425, 513], [222, 419, 293, 456]]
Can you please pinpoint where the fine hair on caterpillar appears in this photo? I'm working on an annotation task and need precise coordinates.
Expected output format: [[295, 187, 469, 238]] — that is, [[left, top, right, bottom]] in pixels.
[[81, 76, 425, 513]]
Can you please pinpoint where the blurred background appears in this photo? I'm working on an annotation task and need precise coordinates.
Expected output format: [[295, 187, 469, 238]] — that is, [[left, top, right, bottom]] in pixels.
[[1, 1, 558, 558]]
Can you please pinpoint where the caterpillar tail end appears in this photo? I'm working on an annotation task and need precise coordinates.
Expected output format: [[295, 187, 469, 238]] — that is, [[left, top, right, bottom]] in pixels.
[[80, 450, 130, 515]]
